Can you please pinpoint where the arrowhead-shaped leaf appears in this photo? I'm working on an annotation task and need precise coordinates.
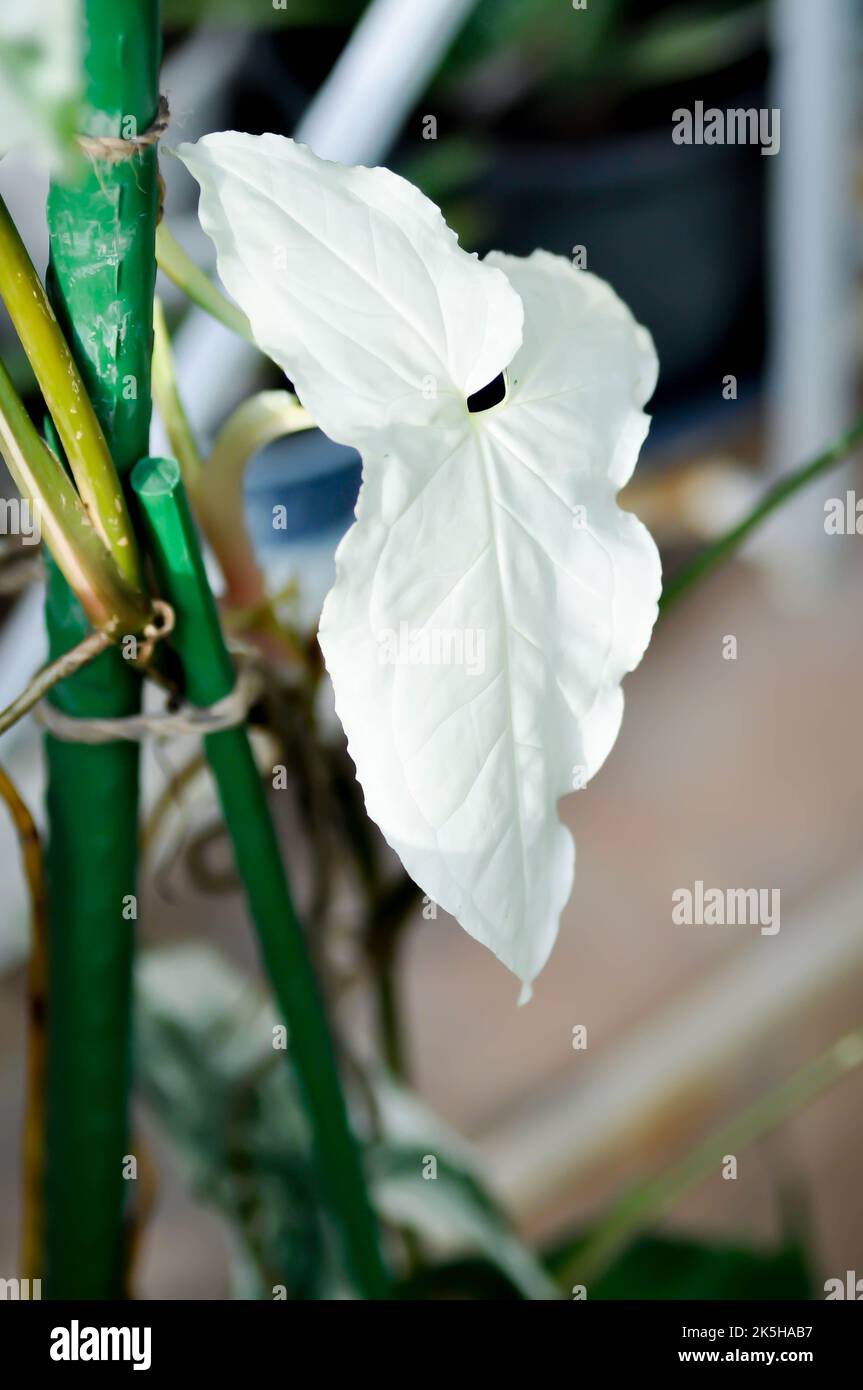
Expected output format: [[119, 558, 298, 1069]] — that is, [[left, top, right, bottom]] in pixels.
[[179, 133, 661, 993]]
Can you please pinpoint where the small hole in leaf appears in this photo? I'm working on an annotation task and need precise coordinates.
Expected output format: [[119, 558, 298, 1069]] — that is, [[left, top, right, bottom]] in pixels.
[[467, 371, 507, 413]]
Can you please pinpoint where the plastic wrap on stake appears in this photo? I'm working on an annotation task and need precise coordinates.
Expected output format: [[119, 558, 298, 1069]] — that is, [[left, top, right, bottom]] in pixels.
[[42, 0, 161, 1299]]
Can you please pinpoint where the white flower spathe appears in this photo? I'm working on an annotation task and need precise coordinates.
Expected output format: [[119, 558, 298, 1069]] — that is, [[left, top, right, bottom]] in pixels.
[[178, 132, 661, 996]]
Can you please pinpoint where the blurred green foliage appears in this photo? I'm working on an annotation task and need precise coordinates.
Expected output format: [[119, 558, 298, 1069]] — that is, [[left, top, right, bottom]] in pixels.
[[135, 944, 555, 1299], [401, 1, 768, 222], [590, 1235, 813, 1300], [136, 944, 818, 1302], [161, 0, 362, 27], [546, 1232, 813, 1301], [439, 0, 766, 105]]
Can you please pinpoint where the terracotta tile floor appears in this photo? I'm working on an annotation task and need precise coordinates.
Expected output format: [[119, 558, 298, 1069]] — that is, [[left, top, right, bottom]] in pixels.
[[1, 543, 862, 1297]]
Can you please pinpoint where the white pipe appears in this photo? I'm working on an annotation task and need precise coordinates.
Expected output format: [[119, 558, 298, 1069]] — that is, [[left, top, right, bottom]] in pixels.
[[168, 0, 478, 443], [478, 866, 863, 1224], [762, 0, 858, 583], [296, 0, 477, 166]]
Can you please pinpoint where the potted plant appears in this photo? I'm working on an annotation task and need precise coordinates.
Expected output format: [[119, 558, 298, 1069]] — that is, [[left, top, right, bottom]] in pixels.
[[0, 0, 860, 1305]]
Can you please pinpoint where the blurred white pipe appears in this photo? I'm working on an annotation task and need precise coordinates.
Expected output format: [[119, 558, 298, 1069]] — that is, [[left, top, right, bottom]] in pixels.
[[152, 27, 259, 454], [479, 865, 863, 1225], [168, 0, 478, 444], [762, 0, 859, 584], [162, 26, 254, 187], [297, 0, 476, 165]]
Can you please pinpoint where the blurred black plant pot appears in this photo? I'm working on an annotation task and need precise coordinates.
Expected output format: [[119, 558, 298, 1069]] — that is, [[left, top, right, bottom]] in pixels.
[[245, 427, 361, 563], [246, 429, 361, 545], [244, 106, 768, 555], [464, 115, 765, 406]]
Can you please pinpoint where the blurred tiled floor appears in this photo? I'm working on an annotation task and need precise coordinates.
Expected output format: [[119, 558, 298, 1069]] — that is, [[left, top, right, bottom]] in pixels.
[[1, 545, 863, 1297]]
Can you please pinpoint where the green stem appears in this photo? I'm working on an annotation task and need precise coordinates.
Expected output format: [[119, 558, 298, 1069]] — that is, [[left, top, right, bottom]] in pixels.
[[156, 221, 254, 343], [367, 876, 421, 1081], [659, 413, 863, 616], [568, 1027, 863, 1289], [151, 295, 203, 493], [152, 301, 315, 608], [131, 455, 390, 1300], [0, 194, 142, 587], [42, 0, 161, 1300], [378, 960, 406, 1080]]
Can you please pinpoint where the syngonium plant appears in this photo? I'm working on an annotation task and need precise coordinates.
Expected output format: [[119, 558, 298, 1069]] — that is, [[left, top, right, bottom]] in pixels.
[[175, 131, 662, 998], [1, 0, 862, 1303]]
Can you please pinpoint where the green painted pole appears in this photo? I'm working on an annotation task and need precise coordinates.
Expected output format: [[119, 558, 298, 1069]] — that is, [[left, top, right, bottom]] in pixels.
[[42, 0, 161, 1298], [131, 456, 390, 1300]]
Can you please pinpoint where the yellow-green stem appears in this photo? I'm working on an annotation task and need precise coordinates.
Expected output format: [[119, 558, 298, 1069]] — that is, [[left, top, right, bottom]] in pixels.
[[152, 296, 203, 493], [0, 194, 142, 587], [201, 391, 315, 607], [156, 221, 254, 343], [567, 1027, 863, 1289], [0, 358, 150, 635], [659, 413, 863, 616]]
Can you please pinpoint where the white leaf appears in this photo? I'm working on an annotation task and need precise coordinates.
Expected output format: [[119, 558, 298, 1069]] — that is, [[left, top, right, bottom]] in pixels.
[[0, 1, 82, 168], [176, 131, 523, 447], [180, 133, 660, 994]]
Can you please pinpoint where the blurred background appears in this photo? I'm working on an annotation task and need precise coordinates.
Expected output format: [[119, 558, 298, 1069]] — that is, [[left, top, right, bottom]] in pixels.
[[1, 0, 863, 1298]]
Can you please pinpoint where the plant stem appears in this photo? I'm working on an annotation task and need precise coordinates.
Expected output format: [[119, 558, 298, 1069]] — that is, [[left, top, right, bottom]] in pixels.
[[0, 359, 151, 635], [0, 195, 142, 586], [0, 630, 112, 737], [659, 413, 863, 616], [42, 0, 161, 1300], [0, 765, 47, 1282], [132, 454, 391, 1300], [201, 391, 314, 607], [151, 296, 204, 494], [152, 294, 314, 607], [568, 1027, 863, 1289], [156, 221, 254, 343], [366, 876, 421, 1081], [378, 958, 406, 1079]]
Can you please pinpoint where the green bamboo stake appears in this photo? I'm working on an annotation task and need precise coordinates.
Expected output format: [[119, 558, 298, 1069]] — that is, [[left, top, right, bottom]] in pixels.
[[42, 0, 161, 1298], [131, 455, 390, 1300]]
